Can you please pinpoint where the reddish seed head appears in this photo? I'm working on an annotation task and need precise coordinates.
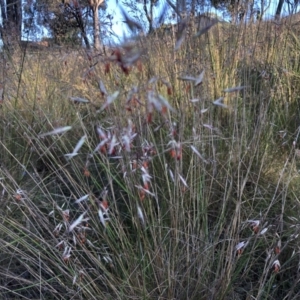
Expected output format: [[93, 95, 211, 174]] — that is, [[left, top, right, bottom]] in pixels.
[[15, 194, 22, 201], [161, 106, 167, 115], [63, 212, 69, 222], [237, 248, 243, 256], [272, 260, 280, 273], [57, 242, 64, 250], [63, 256, 70, 264], [147, 113, 152, 123], [177, 145, 182, 160], [252, 225, 259, 234], [142, 160, 149, 169], [170, 149, 176, 158], [131, 160, 138, 171], [80, 271, 85, 280], [137, 60, 143, 72], [150, 148, 156, 156], [87, 70, 94, 78], [108, 146, 117, 156], [113, 49, 122, 62], [101, 200, 109, 210], [139, 189, 145, 201], [143, 182, 149, 191], [274, 246, 280, 255], [73, 0, 79, 8], [185, 83, 191, 93], [172, 129, 177, 137], [99, 145, 107, 154], [104, 62, 110, 75], [121, 65, 130, 75], [79, 232, 86, 244], [83, 168, 90, 177], [131, 97, 139, 107]]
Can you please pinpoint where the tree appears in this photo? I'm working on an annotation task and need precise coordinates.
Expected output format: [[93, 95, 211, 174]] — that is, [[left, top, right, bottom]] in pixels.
[[119, 0, 188, 35], [34, 0, 108, 49], [26, 0, 87, 47], [0, 0, 22, 45], [275, 0, 285, 19], [120, 0, 161, 34], [87, 0, 105, 49], [143, 0, 158, 33], [210, 0, 265, 22], [60, 1, 91, 48], [275, 0, 300, 19]]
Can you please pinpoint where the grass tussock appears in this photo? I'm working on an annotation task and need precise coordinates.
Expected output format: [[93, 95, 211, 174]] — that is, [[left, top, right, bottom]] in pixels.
[[1, 18, 300, 299]]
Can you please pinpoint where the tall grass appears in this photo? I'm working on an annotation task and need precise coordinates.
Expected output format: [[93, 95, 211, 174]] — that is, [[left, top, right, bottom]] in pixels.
[[1, 18, 300, 299]]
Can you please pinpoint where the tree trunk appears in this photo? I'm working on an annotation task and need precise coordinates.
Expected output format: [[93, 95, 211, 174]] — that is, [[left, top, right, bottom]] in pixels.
[[176, 0, 186, 18], [73, 4, 91, 49], [82, 31, 91, 49], [0, 0, 5, 22], [143, 0, 154, 34], [1, 0, 21, 47], [275, 0, 285, 20], [6, 0, 21, 31], [93, 5, 101, 50]]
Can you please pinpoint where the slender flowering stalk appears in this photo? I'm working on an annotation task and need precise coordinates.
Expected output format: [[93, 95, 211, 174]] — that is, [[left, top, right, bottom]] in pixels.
[[194, 70, 205, 86], [223, 86, 247, 93], [62, 209, 70, 222], [99, 91, 120, 111], [62, 246, 72, 263], [98, 209, 109, 227], [96, 127, 107, 140], [53, 223, 63, 237], [194, 18, 219, 37], [137, 205, 145, 225], [75, 194, 89, 204], [56, 240, 65, 250], [213, 97, 228, 108], [108, 134, 119, 155], [122, 119, 137, 152], [272, 260, 281, 273], [70, 97, 89, 103], [168, 140, 182, 160], [99, 80, 107, 96], [65, 135, 86, 159], [39, 126, 72, 137], [14, 189, 26, 201], [246, 220, 260, 234], [69, 212, 88, 232], [179, 174, 189, 189], [178, 75, 197, 82], [100, 199, 109, 212], [191, 146, 208, 164], [235, 241, 248, 256], [259, 227, 268, 235]]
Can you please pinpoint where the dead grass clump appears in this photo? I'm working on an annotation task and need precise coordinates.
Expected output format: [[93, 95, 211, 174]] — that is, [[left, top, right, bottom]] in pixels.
[[1, 15, 300, 299]]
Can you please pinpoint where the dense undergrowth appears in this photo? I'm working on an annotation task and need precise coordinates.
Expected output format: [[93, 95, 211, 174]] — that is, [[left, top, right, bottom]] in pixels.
[[1, 16, 300, 299]]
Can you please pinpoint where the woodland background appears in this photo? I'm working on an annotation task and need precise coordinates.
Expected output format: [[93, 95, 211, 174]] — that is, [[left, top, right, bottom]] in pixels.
[[0, 0, 297, 50]]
